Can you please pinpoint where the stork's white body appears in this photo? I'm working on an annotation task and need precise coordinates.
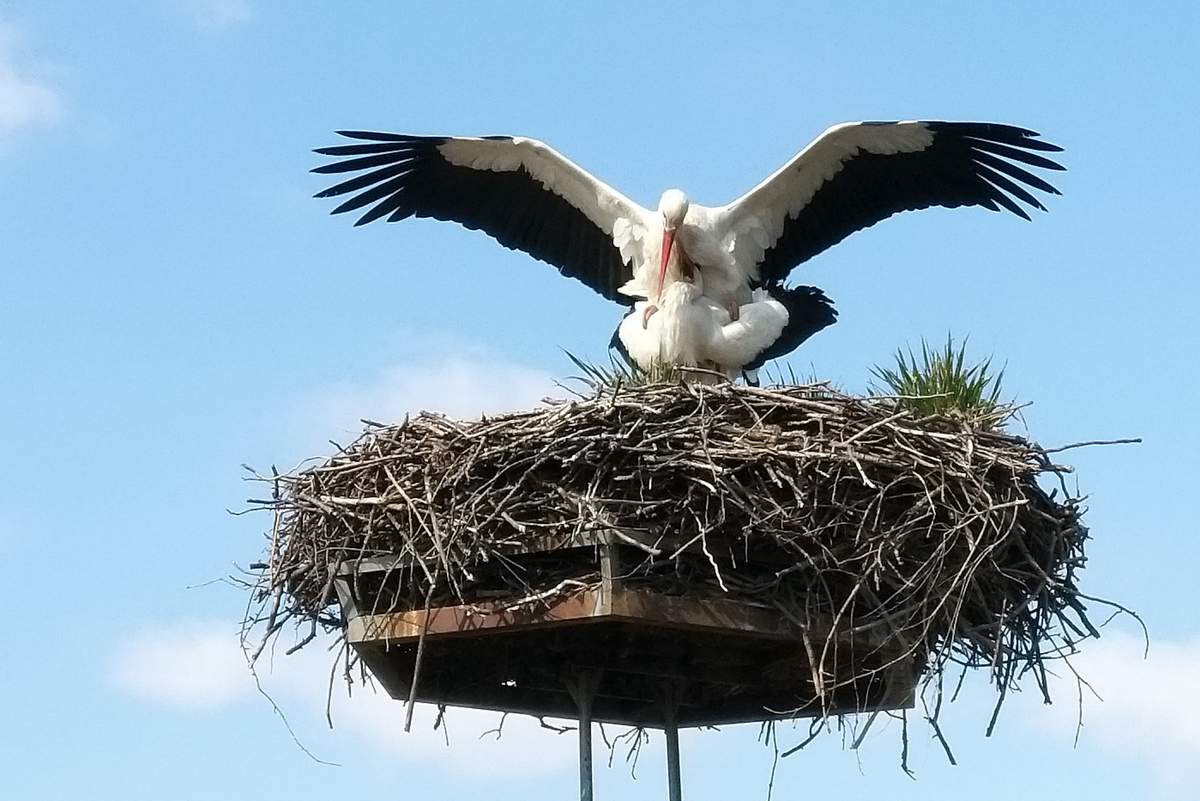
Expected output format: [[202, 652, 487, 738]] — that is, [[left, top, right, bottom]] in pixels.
[[617, 285, 789, 381]]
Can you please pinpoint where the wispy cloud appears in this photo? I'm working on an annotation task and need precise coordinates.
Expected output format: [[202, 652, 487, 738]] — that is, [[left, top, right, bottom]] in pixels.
[[111, 621, 575, 775], [1031, 631, 1200, 792], [0, 22, 63, 138], [173, 0, 254, 31], [286, 351, 559, 452], [110, 620, 253, 710], [321, 682, 576, 777]]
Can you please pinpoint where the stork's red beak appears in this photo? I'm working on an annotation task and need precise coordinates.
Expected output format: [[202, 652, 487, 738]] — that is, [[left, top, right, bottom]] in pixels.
[[657, 228, 676, 300]]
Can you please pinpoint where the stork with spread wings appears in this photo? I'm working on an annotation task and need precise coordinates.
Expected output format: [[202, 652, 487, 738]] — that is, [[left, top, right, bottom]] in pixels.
[[313, 121, 1063, 377]]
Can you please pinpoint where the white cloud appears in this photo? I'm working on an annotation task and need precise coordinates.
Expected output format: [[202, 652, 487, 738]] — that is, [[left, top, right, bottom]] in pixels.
[[0, 22, 63, 137], [287, 354, 559, 450], [273, 644, 576, 776], [323, 684, 576, 777], [173, 0, 254, 30], [1031, 631, 1200, 788], [110, 620, 253, 709], [112, 620, 575, 775], [265, 643, 576, 776]]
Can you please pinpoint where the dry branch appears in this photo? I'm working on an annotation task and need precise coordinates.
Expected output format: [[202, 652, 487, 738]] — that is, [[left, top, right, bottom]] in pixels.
[[243, 381, 1114, 740]]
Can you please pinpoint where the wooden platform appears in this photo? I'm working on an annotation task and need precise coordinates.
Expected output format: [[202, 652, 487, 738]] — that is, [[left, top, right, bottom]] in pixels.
[[335, 540, 918, 728]]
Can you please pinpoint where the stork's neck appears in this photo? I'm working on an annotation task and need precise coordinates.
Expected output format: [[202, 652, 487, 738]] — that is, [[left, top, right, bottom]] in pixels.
[[651, 283, 702, 367]]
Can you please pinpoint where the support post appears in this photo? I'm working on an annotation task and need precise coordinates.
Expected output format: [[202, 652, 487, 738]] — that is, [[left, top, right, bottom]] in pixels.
[[597, 541, 623, 611], [664, 685, 683, 801], [565, 671, 600, 801], [578, 690, 594, 801]]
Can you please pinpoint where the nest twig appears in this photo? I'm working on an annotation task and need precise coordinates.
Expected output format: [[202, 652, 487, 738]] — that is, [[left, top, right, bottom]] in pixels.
[[242, 381, 1122, 745]]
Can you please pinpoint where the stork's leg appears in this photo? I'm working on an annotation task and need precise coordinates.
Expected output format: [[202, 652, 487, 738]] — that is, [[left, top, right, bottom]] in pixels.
[[642, 304, 659, 329], [727, 299, 740, 322]]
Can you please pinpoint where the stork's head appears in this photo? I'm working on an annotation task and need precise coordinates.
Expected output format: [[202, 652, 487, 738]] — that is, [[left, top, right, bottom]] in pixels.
[[655, 189, 690, 299], [658, 189, 690, 230]]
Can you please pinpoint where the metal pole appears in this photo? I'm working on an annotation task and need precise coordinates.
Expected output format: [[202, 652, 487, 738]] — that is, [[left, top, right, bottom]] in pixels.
[[578, 692, 594, 801], [566, 673, 598, 801], [664, 688, 682, 801]]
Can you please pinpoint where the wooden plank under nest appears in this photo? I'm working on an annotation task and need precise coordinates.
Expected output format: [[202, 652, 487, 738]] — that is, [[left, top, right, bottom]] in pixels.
[[337, 547, 919, 728], [346, 587, 801, 643]]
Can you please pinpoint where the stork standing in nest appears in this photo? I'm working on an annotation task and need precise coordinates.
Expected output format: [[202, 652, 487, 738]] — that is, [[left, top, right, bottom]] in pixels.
[[313, 121, 1063, 375], [612, 259, 837, 384]]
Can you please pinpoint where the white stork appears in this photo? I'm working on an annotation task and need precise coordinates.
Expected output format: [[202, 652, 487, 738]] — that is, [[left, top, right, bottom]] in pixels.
[[611, 283, 838, 384], [313, 121, 1063, 366], [609, 281, 835, 381], [615, 284, 789, 383]]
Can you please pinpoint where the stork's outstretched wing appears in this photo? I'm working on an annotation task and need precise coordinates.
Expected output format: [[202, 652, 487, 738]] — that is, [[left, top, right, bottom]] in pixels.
[[313, 133, 653, 302], [714, 121, 1065, 285]]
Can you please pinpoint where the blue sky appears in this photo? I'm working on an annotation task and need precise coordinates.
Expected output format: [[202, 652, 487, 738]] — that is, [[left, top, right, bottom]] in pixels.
[[2, 2, 1198, 799]]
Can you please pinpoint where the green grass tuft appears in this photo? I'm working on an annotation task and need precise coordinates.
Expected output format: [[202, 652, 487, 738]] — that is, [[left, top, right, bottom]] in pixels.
[[871, 336, 1007, 423], [561, 350, 683, 393]]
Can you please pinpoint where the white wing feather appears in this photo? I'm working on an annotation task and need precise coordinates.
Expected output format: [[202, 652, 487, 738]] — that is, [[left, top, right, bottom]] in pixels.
[[710, 122, 935, 276], [703, 297, 789, 368]]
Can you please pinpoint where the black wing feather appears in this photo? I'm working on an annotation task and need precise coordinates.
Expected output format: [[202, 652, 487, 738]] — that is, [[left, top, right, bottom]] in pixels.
[[961, 138, 1066, 170], [975, 165, 1045, 212], [315, 142, 414, 157], [313, 132, 630, 303], [315, 162, 414, 199], [745, 286, 838, 370], [757, 122, 1064, 284]]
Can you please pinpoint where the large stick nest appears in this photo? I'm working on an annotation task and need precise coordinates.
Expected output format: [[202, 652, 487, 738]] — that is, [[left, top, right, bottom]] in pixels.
[[245, 382, 1110, 735]]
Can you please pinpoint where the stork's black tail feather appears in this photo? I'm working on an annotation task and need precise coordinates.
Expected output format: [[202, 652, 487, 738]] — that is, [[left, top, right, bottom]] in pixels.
[[608, 308, 635, 368], [744, 285, 838, 374]]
